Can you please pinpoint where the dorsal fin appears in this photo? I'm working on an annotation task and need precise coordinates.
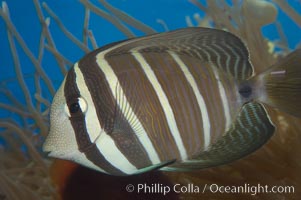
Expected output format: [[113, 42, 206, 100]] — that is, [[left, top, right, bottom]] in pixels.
[[161, 102, 275, 171], [101, 27, 253, 80]]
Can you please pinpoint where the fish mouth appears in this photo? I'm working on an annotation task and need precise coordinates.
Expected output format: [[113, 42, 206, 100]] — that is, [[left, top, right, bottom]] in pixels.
[[44, 150, 63, 159], [42, 142, 58, 157], [42, 141, 52, 154], [43, 148, 77, 160], [43, 149, 54, 157]]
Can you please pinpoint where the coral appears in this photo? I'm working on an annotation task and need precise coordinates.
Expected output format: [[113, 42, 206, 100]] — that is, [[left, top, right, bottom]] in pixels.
[[0, 0, 300, 199]]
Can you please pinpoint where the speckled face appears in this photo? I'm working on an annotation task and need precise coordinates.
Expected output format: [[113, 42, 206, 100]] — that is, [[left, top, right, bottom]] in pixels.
[[43, 77, 99, 172], [43, 79, 80, 159], [42, 70, 111, 174]]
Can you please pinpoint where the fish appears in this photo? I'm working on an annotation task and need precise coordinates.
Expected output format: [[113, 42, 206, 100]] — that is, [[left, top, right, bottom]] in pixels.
[[43, 27, 301, 176]]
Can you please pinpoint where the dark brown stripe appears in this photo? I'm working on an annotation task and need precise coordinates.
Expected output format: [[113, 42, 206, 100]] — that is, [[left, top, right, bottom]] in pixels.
[[78, 50, 116, 133], [177, 54, 227, 144], [138, 51, 206, 157], [106, 54, 182, 161], [78, 51, 152, 169], [64, 67, 124, 175], [109, 105, 153, 168]]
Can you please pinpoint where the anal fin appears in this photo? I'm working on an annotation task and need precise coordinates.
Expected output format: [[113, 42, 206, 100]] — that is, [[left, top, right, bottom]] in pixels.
[[161, 102, 275, 171]]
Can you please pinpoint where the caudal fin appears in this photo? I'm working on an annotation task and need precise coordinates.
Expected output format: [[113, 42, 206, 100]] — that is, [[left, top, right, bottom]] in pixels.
[[252, 49, 301, 117]]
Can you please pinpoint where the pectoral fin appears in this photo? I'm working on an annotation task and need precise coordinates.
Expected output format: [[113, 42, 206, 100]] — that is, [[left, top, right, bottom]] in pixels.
[[134, 159, 176, 174]]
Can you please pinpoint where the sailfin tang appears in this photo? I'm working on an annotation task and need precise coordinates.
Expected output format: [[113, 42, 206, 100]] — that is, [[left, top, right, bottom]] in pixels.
[[162, 102, 275, 170], [253, 49, 301, 117]]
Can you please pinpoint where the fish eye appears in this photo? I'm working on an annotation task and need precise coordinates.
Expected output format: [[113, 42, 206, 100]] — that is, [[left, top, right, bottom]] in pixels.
[[64, 97, 87, 117], [69, 102, 80, 114]]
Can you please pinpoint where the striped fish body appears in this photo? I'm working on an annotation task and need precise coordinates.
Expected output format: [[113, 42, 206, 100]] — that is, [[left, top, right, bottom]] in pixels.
[[43, 28, 277, 175]]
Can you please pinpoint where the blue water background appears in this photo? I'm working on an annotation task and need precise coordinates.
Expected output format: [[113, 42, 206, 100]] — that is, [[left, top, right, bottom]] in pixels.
[[0, 0, 300, 128]]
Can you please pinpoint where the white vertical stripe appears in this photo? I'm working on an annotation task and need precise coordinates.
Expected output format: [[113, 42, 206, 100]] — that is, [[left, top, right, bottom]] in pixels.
[[75, 63, 138, 174], [73, 64, 106, 173], [95, 130, 137, 174], [95, 50, 161, 166], [72, 150, 107, 174], [131, 51, 188, 160], [194, 43, 231, 130], [74, 63, 101, 143], [211, 67, 231, 130], [169, 52, 211, 150]]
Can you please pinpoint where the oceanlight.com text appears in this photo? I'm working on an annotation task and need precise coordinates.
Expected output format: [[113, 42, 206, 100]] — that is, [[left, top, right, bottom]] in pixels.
[[125, 183, 295, 196]]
